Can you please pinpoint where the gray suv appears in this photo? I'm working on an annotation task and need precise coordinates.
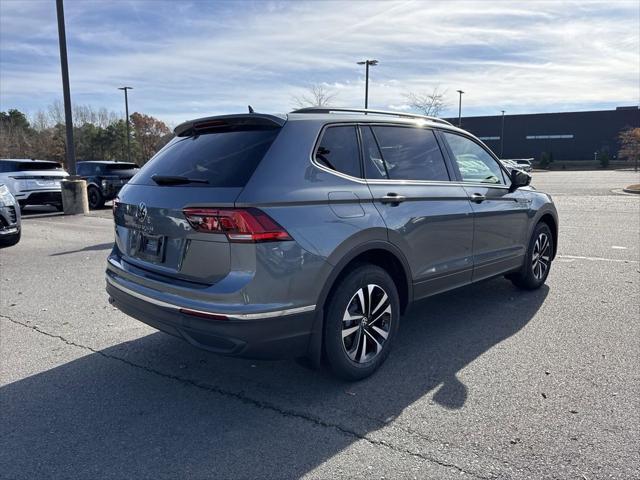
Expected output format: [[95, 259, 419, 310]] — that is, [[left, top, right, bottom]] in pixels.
[[106, 108, 558, 380]]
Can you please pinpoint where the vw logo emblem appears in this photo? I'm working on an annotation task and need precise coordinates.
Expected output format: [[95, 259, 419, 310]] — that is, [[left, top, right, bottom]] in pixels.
[[136, 202, 148, 221]]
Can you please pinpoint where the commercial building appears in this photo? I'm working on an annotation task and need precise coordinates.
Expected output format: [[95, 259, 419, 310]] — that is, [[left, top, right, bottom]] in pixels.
[[446, 106, 639, 161]]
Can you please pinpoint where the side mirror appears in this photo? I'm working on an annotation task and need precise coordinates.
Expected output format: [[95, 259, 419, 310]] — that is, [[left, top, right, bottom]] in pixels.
[[509, 168, 531, 191]]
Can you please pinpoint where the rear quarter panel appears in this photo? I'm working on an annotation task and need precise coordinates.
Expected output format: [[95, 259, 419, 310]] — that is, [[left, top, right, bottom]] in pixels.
[[236, 119, 389, 302]]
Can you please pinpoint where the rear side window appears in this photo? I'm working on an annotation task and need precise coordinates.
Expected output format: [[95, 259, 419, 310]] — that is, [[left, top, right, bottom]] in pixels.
[[132, 127, 280, 187], [76, 163, 89, 176], [369, 126, 449, 181], [315, 126, 361, 178]]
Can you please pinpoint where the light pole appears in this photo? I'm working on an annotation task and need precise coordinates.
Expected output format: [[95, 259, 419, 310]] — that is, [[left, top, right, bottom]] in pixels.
[[55, 0, 76, 176], [357, 59, 378, 109], [118, 86, 133, 162], [456, 90, 464, 127], [500, 110, 505, 158]]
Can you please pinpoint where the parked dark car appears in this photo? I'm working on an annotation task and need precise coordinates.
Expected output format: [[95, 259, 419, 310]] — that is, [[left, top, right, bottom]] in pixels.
[[77, 161, 139, 209], [0, 183, 21, 248], [106, 108, 558, 380]]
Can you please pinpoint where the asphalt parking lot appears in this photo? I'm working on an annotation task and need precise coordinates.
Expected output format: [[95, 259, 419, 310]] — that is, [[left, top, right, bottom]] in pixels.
[[1, 170, 638, 479]]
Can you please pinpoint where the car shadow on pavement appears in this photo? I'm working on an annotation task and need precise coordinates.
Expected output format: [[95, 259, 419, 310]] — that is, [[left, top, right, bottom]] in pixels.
[[1, 278, 548, 479], [50, 242, 114, 256]]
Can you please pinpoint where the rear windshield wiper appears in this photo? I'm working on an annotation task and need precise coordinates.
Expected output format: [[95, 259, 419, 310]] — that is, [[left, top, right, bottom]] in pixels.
[[151, 175, 209, 185]]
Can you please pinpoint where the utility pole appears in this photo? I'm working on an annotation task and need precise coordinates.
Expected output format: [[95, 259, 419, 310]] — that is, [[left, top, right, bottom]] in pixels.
[[456, 90, 464, 127], [357, 59, 378, 109], [55, 0, 88, 214], [500, 110, 505, 158], [118, 86, 133, 163], [55, 0, 76, 176]]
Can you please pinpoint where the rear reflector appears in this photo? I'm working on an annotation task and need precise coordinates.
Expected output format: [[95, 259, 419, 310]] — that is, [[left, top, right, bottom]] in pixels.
[[183, 207, 292, 243], [179, 308, 228, 321]]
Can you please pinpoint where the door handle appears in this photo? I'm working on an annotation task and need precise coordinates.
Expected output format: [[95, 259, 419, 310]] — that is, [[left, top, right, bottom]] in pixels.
[[470, 193, 486, 203], [381, 193, 406, 204]]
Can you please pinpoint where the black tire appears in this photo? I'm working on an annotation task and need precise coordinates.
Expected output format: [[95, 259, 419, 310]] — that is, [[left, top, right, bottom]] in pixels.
[[509, 222, 554, 290], [324, 264, 400, 381], [87, 186, 104, 210], [0, 230, 20, 248]]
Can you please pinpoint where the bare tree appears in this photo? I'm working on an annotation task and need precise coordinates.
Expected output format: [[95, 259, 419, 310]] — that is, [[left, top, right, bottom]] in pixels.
[[97, 107, 119, 128], [30, 110, 51, 131], [47, 100, 64, 125], [292, 84, 338, 109], [404, 87, 449, 117]]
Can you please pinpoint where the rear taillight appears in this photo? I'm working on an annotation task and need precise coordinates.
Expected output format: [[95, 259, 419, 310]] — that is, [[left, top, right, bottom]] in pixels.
[[183, 207, 292, 243]]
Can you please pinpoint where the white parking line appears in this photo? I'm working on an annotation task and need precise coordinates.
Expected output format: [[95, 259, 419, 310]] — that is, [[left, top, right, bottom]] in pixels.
[[557, 254, 639, 264]]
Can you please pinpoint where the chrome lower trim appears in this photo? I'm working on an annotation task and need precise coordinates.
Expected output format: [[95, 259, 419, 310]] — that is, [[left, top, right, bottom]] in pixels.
[[106, 275, 316, 320], [0, 227, 19, 235]]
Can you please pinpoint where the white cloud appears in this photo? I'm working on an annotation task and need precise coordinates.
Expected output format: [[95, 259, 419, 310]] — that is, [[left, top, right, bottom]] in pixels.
[[0, 0, 638, 124]]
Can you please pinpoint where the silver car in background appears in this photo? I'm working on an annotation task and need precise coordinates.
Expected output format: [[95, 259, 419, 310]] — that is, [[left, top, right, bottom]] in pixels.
[[0, 159, 69, 210]]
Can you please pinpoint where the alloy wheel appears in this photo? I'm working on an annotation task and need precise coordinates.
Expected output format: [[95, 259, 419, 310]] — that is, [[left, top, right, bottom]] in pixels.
[[531, 232, 551, 280], [342, 284, 392, 363], [88, 189, 98, 209]]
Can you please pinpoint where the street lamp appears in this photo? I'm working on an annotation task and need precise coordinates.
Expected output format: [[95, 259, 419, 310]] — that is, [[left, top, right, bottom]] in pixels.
[[118, 86, 133, 162], [456, 90, 464, 127], [500, 110, 505, 158], [357, 59, 378, 109]]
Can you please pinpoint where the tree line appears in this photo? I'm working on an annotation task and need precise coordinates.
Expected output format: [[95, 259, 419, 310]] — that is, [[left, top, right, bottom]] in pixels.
[[0, 101, 173, 168]]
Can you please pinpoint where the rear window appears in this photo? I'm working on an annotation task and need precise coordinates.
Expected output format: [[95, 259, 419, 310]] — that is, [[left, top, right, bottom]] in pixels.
[[103, 163, 138, 171], [78, 163, 139, 176], [100, 163, 139, 176], [0, 160, 63, 172], [132, 127, 280, 187]]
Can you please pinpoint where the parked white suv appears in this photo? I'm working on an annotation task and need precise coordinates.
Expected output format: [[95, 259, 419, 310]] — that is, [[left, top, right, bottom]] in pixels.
[[0, 159, 69, 210]]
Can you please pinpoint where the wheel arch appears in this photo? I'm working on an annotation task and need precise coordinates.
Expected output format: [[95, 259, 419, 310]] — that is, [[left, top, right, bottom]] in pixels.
[[305, 241, 413, 367], [321, 241, 413, 314]]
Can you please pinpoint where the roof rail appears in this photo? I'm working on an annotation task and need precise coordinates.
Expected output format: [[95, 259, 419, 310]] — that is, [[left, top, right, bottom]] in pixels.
[[290, 107, 453, 126]]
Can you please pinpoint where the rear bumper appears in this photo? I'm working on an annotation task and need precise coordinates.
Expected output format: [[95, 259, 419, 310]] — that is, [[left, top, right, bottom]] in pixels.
[[16, 190, 62, 206], [106, 274, 317, 359], [100, 183, 123, 200]]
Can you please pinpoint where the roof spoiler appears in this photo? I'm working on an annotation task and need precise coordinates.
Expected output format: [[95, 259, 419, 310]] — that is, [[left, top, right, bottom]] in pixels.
[[174, 113, 286, 137]]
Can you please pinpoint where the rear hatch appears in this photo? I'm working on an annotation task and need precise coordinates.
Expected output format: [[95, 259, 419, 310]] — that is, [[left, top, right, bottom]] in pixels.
[[113, 114, 284, 285], [99, 162, 139, 185], [6, 161, 68, 193]]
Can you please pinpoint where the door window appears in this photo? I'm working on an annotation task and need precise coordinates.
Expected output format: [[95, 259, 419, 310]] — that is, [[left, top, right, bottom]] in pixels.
[[442, 132, 505, 185], [368, 126, 450, 181], [315, 126, 361, 178]]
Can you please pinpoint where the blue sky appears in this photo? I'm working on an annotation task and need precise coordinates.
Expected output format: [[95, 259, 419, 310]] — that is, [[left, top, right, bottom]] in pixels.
[[1, 0, 638, 126]]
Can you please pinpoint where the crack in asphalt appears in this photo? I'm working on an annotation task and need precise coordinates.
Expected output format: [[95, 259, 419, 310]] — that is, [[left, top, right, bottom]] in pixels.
[[1, 313, 494, 480]]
